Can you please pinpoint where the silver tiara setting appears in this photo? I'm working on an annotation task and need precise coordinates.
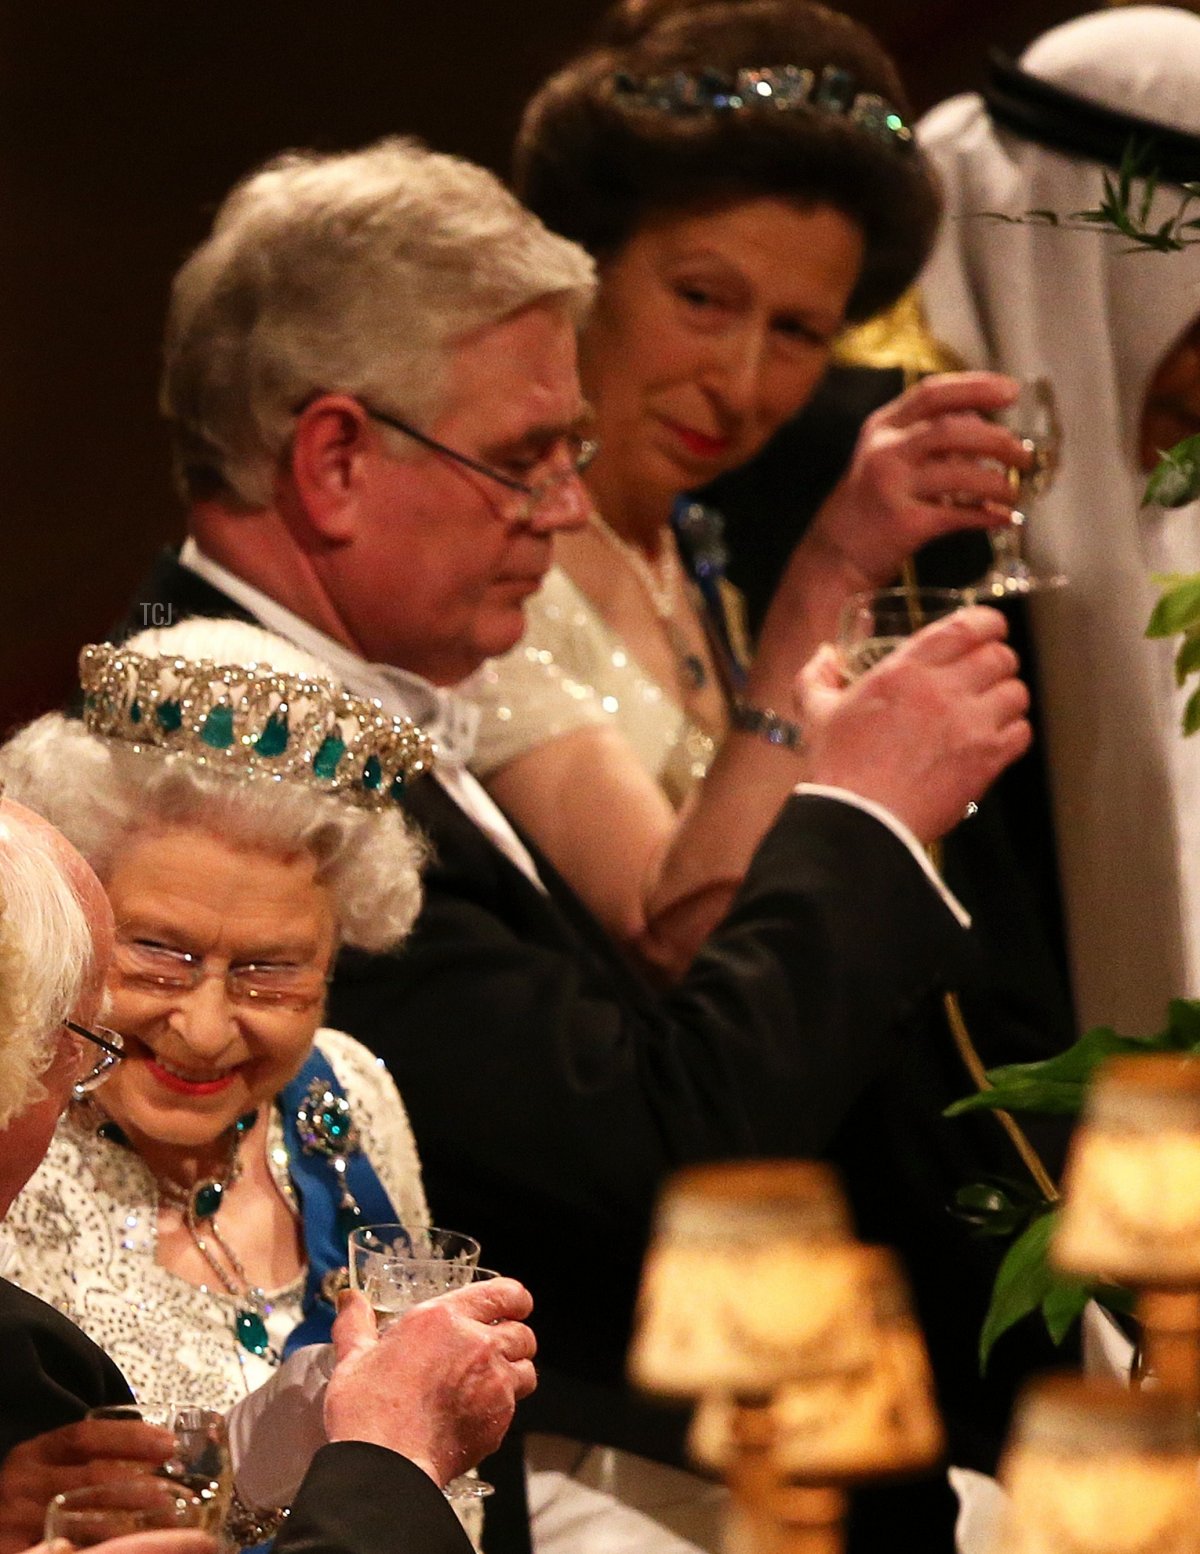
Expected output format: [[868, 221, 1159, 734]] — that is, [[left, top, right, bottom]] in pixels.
[[610, 64, 913, 150], [79, 642, 435, 810]]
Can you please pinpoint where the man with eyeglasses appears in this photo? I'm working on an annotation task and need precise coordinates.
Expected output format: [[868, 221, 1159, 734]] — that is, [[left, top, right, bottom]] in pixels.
[[0, 795, 531, 1554], [109, 137, 1034, 1545]]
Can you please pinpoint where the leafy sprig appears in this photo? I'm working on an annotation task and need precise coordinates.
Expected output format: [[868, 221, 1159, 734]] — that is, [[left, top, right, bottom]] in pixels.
[[947, 999, 1200, 1366], [1148, 565, 1200, 735], [984, 138, 1200, 252]]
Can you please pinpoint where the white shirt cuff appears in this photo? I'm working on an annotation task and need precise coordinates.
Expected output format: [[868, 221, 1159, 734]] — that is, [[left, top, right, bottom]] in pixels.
[[794, 784, 971, 929], [227, 1342, 335, 1506]]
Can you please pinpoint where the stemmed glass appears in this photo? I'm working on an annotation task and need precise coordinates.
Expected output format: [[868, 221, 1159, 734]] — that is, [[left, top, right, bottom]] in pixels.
[[348, 1225, 493, 1520], [45, 1481, 210, 1546], [838, 585, 980, 819], [838, 586, 975, 681], [85, 1402, 232, 1541], [977, 375, 1065, 596]]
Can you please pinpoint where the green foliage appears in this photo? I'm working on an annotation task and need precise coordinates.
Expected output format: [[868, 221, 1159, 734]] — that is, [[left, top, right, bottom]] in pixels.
[[974, 1208, 1134, 1369], [945, 1026, 1154, 1118], [950, 1001, 1200, 1366], [987, 138, 1200, 253], [953, 1175, 1047, 1239], [1148, 573, 1200, 736], [1143, 436, 1200, 509]]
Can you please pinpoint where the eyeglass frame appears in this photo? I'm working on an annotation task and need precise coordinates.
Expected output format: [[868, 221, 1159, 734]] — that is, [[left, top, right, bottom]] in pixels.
[[63, 1020, 126, 1097], [359, 404, 598, 519], [111, 938, 333, 1012]]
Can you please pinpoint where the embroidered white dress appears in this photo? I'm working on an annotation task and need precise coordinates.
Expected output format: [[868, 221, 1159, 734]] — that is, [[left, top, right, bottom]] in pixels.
[[5, 1028, 427, 1410], [467, 566, 715, 809]]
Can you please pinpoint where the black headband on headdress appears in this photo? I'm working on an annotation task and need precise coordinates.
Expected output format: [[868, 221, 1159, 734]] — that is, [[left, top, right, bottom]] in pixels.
[[984, 50, 1200, 186]]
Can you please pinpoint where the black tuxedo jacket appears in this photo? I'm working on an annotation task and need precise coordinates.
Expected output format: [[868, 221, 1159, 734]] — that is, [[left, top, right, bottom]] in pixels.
[[0, 1277, 471, 1554], [0, 1276, 132, 1458], [111, 552, 1065, 1550]]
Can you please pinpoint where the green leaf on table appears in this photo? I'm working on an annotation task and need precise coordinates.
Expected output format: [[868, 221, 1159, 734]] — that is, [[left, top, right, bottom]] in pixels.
[[1041, 1273, 1093, 1346], [979, 1212, 1056, 1371], [1184, 684, 1200, 737], [945, 1025, 1148, 1117], [1173, 630, 1200, 685], [1143, 436, 1200, 510], [1159, 997, 1200, 1049], [953, 1176, 1050, 1238], [946, 1079, 1090, 1116], [1148, 570, 1200, 634]]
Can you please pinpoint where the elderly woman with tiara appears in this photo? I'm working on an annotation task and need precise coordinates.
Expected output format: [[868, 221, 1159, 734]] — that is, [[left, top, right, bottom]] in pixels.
[[466, 0, 1033, 978], [0, 616, 440, 1540]]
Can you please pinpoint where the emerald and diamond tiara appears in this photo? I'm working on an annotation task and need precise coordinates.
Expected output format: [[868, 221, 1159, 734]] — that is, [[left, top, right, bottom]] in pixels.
[[79, 642, 435, 810]]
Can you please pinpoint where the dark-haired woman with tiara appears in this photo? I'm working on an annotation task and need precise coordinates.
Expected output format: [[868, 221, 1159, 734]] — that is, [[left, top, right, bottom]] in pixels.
[[467, 0, 1030, 983]]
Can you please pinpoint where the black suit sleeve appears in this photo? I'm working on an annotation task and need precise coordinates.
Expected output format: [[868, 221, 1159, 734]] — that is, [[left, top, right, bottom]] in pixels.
[[331, 791, 968, 1397], [0, 1279, 133, 1462], [277, 1444, 472, 1554]]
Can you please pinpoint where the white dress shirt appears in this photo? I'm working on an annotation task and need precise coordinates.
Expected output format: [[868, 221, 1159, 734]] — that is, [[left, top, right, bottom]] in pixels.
[[179, 540, 545, 889], [178, 540, 966, 923]]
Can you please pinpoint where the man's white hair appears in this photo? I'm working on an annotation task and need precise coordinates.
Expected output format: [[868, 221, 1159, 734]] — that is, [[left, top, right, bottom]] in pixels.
[[161, 135, 596, 508], [0, 618, 426, 954], [0, 812, 94, 1128]]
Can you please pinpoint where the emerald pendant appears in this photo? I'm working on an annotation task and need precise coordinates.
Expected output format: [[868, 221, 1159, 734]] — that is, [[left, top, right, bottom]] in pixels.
[[235, 1308, 271, 1357]]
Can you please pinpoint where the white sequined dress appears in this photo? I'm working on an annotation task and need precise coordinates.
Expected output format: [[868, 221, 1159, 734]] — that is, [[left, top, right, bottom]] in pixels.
[[467, 565, 715, 807], [5, 1028, 427, 1410]]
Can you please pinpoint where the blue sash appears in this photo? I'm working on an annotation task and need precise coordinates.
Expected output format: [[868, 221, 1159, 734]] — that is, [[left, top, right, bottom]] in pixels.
[[276, 1049, 398, 1356]]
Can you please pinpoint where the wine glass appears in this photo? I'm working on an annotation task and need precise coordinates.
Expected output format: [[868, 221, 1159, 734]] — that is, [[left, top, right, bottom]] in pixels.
[[347, 1224, 481, 1323], [85, 1402, 232, 1542], [45, 1480, 209, 1546], [838, 586, 975, 681], [347, 1227, 492, 1523], [838, 585, 980, 819], [977, 375, 1065, 596]]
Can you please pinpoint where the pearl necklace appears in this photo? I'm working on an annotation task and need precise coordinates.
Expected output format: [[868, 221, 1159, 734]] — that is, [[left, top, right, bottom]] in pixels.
[[586, 510, 708, 692]]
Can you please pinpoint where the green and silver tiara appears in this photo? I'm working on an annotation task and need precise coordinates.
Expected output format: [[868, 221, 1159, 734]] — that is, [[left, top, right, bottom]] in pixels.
[[610, 65, 914, 151], [79, 642, 435, 810]]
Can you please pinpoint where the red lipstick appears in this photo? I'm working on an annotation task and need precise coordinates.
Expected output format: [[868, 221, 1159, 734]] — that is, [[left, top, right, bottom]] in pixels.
[[664, 420, 733, 460], [147, 1059, 238, 1097]]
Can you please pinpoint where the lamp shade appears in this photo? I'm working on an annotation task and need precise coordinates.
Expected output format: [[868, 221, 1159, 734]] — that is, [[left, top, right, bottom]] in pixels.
[[997, 1376, 1200, 1554], [1054, 1055, 1200, 1285], [688, 1247, 944, 1482], [628, 1161, 867, 1398]]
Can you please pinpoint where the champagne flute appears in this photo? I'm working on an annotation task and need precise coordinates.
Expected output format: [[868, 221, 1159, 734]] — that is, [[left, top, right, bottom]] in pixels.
[[977, 375, 1065, 596], [45, 1480, 209, 1547]]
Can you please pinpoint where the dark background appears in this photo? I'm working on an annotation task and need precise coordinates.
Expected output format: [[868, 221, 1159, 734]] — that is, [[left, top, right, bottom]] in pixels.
[[0, 0, 1097, 726]]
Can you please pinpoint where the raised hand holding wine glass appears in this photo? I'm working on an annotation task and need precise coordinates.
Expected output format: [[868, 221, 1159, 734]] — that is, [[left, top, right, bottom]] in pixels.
[[800, 602, 1032, 844]]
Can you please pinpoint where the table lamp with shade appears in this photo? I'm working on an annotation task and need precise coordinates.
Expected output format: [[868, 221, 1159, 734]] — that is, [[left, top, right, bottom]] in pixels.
[[995, 1375, 1200, 1554], [1053, 1054, 1200, 1402], [628, 1161, 944, 1554]]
